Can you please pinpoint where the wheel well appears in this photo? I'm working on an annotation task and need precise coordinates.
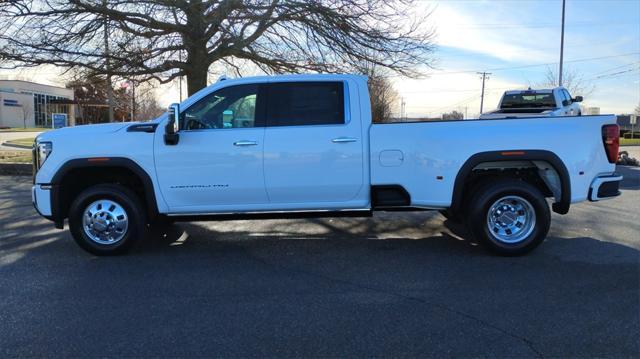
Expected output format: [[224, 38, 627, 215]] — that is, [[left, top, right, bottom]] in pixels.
[[451, 151, 571, 215], [55, 166, 154, 222], [460, 161, 556, 207]]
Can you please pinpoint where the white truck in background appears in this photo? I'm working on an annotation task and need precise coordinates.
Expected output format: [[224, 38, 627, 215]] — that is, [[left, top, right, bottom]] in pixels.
[[479, 87, 583, 120], [31, 74, 622, 257]]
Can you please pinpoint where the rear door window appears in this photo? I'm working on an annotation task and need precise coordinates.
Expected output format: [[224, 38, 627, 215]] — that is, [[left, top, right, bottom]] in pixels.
[[266, 82, 345, 126]]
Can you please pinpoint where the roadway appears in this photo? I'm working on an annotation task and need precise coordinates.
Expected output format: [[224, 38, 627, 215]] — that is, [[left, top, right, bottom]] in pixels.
[[0, 166, 638, 357]]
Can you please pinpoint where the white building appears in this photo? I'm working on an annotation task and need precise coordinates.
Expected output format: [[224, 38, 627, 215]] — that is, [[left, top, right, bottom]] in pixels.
[[0, 80, 75, 128]]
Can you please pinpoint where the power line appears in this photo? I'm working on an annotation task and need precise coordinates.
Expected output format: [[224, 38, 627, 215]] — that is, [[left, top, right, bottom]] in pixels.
[[444, 20, 636, 30], [408, 88, 511, 118], [589, 69, 640, 82], [410, 94, 480, 110], [594, 68, 639, 79], [388, 52, 640, 77], [591, 61, 640, 77], [398, 86, 516, 94]]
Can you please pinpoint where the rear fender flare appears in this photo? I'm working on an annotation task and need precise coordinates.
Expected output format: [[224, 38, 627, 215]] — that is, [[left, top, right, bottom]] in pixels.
[[451, 150, 571, 215]]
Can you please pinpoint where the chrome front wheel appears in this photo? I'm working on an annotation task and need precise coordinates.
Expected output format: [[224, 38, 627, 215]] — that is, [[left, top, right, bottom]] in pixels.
[[82, 199, 129, 245], [486, 195, 536, 244]]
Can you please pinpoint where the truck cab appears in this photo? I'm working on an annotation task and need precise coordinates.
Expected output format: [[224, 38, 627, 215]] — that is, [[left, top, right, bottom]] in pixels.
[[156, 75, 369, 213]]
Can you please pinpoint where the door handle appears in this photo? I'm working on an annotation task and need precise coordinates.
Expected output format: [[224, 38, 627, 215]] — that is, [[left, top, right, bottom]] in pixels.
[[233, 140, 258, 146], [331, 137, 357, 143]]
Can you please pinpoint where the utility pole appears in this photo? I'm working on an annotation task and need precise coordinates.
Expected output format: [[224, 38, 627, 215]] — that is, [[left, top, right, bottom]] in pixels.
[[478, 72, 491, 114], [559, 0, 566, 86], [400, 98, 406, 121], [103, 0, 114, 122]]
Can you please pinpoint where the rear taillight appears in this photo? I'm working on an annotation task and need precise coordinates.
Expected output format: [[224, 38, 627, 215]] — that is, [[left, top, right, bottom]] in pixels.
[[602, 124, 619, 164]]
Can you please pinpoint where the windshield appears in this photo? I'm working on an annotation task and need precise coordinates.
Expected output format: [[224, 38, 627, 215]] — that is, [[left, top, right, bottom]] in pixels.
[[500, 93, 556, 108]]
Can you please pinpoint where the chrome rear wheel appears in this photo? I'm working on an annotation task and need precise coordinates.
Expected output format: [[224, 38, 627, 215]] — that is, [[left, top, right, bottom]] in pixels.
[[466, 178, 550, 256], [486, 195, 536, 244]]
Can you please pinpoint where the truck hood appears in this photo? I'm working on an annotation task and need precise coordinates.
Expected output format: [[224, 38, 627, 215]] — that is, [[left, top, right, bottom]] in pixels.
[[36, 122, 132, 142]]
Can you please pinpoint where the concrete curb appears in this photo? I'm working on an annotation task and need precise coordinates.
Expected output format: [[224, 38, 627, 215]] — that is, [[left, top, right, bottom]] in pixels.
[[0, 163, 32, 176], [1, 142, 32, 150]]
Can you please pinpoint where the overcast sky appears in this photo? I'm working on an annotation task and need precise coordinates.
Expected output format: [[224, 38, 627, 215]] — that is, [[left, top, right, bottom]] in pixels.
[[2, 0, 638, 118]]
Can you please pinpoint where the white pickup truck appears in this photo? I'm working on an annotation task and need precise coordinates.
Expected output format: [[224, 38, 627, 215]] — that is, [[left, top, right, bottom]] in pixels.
[[32, 74, 622, 256], [479, 87, 583, 119]]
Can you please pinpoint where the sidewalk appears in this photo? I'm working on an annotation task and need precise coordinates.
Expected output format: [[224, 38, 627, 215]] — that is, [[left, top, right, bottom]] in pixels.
[[0, 131, 41, 151]]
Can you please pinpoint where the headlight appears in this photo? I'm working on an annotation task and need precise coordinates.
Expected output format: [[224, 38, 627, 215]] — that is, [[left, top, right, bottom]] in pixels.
[[36, 141, 52, 169]]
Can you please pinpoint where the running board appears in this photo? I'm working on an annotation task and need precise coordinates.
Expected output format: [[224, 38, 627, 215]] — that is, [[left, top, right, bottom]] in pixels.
[[167, 210, 373, 222]]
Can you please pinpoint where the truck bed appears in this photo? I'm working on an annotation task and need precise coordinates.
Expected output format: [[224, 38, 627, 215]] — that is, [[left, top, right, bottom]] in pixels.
[[368, 115, 617, 208]]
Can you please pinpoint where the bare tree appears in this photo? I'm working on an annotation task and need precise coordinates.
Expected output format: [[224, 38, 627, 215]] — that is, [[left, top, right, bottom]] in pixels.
[[134, 84, 165, 121], [66, 70, 164, 123], [441, 110, 463, 120], [358, 64, 399, 123], [369, 76, 399, 123], [0, 0, 436, 96], [537, 66, 595, 97], [19, 99, 33, 129], [66, 71, 111, 124]]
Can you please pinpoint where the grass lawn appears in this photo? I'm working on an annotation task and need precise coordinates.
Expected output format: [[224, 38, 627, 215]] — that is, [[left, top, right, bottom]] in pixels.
[[620, 138, 640, 146], [0, 151, 32, 164], [4, 137, 35, 147], [0, 127, 49, 132]]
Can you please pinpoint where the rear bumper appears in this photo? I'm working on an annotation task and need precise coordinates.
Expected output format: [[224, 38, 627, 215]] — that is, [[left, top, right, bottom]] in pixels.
[[588, 173, 623, 201]]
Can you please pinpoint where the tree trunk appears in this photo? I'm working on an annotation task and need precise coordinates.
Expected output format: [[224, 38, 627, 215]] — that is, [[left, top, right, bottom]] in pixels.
[[186, 64, 208, 97], [184, 2, 209, 97]]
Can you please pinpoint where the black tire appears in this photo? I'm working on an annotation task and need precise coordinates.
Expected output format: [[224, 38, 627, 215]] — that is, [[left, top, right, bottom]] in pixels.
[[465, 179, 550, 256], [68, 184, 146, 256], [441, 179, 485, 223]]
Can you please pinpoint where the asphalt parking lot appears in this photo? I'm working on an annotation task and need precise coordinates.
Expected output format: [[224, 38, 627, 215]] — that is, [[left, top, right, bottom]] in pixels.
[[1, 167, 638, 357]]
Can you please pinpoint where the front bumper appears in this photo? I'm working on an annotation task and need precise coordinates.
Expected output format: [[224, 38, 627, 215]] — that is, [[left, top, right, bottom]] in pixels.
[[588, 173, 623, 201], [32, 185, 53, 217]]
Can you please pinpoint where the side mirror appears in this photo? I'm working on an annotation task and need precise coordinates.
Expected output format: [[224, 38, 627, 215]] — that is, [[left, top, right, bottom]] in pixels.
[[573, 96, 583, 103], [164, 103, 180, 145]]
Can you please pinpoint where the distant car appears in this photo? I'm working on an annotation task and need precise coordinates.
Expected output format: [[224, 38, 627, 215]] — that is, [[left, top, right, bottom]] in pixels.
[[479, 87, 583, 120]]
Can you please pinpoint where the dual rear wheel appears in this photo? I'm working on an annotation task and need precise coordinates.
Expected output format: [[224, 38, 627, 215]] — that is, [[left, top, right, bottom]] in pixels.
[[461, 179, 550, 256]]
